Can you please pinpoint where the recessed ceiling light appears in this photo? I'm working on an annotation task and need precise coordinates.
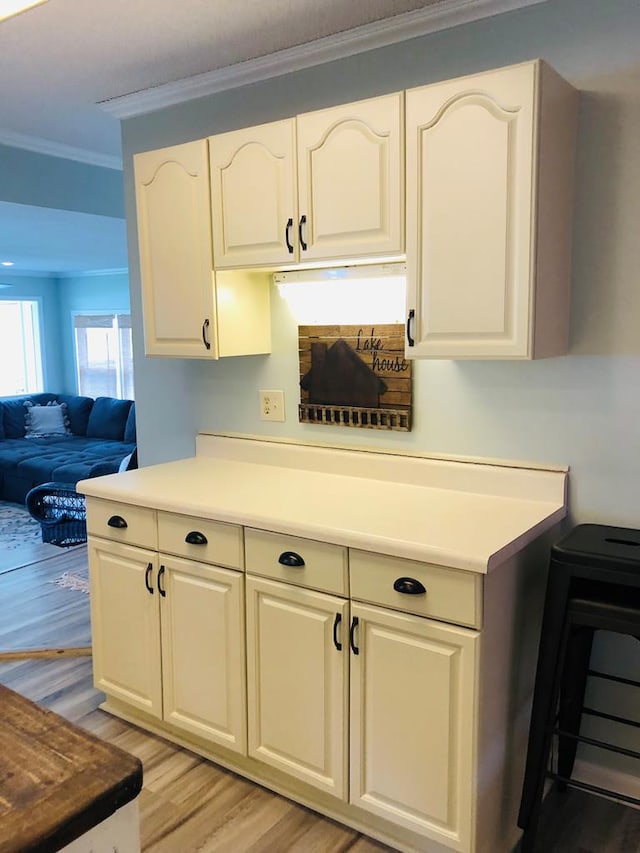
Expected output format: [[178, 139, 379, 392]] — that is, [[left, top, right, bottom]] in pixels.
[[0, 1, 48, 23], [1, 261, 14, 267]]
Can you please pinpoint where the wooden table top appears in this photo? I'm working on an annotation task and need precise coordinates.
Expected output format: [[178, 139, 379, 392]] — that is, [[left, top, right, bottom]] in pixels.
[[0, 684, 142, 853]]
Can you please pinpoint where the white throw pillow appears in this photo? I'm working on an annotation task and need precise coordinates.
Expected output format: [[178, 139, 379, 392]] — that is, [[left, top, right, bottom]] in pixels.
[[24, 401, 71, 438]]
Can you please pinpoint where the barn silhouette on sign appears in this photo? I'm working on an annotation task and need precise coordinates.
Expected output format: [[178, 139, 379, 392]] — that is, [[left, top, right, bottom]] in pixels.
[[298, 324, 412, 431], [300, 339, 387, 408]]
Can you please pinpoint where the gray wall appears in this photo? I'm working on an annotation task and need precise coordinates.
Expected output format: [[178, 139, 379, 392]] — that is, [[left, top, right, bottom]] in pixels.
[[0, 145, 124, 218], [121, 0, 640, 781]]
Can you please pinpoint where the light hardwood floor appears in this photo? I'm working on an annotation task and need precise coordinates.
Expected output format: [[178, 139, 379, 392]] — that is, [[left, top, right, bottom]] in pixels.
[[0, 546, 637, 853]]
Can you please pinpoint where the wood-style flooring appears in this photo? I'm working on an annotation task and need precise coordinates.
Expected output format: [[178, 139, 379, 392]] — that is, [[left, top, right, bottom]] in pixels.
[[0, 546, 637, 853]]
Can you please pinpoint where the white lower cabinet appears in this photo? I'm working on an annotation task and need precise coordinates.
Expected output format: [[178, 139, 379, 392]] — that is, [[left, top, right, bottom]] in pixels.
[[245, 575, 349, 798], [159, 554, 246, 752], [88, 511, 488, 853], [89, 538, 162, 718], [350, 602, 478, 852], [89, 537, 246, 754]]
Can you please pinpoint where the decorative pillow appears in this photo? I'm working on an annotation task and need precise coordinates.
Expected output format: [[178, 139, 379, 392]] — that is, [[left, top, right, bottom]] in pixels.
[[24, 400, 72, 438], [56, 394, 95, 436], [124, 402, 136, 443], [86, 397, 132, 441]]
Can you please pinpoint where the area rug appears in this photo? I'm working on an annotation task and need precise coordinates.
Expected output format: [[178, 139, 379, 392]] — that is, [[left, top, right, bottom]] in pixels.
[[0, 502, 42, 550], [52, 568, 90, 594]]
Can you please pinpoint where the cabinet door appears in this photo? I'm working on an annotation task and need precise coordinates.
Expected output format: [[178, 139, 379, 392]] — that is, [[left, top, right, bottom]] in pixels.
[[350, 602, 478, 851], [134, 140, 217, 358], [159, 556, 246, 753], [405, 62, 536, 359], [89, 538, 162, 719], [209, 119, 297, 268], [296, 93, 404, 262], [246, 576, 349, 798]]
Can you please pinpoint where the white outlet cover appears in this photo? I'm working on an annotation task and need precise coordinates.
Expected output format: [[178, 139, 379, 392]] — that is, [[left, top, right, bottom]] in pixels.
[[259, 389, 285, 422]]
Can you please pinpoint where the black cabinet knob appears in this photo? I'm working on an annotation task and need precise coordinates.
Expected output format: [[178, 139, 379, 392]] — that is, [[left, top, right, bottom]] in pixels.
[[185, 531, 208, 545], [393, 576, 427, 595], [278, 551, 305, 568], [107, 515, 127, 529]]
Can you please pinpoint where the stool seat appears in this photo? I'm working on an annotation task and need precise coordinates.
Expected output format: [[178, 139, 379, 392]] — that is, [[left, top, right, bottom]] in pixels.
[[518, 523, 640, 852]]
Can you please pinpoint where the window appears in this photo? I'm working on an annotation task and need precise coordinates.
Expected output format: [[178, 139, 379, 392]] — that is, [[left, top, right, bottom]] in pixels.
[[0, 300, 43, 395], [74, 313, 134, 399]]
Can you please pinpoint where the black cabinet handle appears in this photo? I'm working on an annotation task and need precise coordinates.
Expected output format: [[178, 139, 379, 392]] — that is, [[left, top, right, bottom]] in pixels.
[[333, 613, 343, 651], [107, 515, 127, 529], [349, 616, 360, 655], [145, 562, 154, 595], [185, 531, 208, 546], [278, 551, 305, 568], [158, 565, 166, 598], [298, 214, 308, 251], [393, 576, 427, 595], [406, 309, 415, 347], [202, 318, 211, 350], [285, 217, 294, 254]]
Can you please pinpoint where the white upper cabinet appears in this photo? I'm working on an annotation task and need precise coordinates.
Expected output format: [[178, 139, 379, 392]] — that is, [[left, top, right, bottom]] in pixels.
[[134, 140, 271, 359], [134, 140, 216, 358], [296, 93, 404, 263], [209, 119, 297, 268], [405, 60, 579, 359], [209, 93, 404, 268]]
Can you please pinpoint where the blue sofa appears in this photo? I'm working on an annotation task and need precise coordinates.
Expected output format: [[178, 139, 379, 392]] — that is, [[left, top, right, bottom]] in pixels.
[[0, 393, 136, 504]]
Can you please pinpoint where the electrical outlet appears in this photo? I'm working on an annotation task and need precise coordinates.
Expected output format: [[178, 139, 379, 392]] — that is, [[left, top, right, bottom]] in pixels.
[[259, 389, 285, 422]]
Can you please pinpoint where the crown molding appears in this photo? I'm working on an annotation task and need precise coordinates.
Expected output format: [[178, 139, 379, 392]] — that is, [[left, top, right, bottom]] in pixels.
[[100, 0, 549, 120], [0, 130, 122, 170], [56, 267, 129, 278]]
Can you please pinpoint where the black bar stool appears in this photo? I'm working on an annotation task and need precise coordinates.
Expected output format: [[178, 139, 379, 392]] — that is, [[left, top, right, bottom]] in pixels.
[[518, 524, 640, 852]]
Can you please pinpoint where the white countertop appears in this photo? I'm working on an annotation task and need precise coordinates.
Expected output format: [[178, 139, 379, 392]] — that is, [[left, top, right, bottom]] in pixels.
[[78, 434, 568, 574]]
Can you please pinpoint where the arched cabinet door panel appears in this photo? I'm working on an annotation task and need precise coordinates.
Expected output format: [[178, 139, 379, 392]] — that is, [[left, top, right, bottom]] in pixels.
[[297, 92, 404, 262], [134, 140, 217, 358], [209, 119, 297, 269], [405, 60, 578, 360]]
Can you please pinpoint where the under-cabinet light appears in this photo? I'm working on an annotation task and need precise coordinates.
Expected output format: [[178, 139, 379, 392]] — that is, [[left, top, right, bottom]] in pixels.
[[275, 263, 406, 325]]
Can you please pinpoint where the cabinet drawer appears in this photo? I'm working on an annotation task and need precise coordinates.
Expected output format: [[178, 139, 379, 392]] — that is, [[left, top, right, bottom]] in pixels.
[[245, 529, 348, 596], [350, 550, 482, 628], [158, 511, 244, 569], [86, 497, 157, 549]]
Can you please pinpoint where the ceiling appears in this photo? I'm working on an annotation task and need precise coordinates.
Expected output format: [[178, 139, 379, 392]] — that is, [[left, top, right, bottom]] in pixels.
[[0, 0, 544, 275]]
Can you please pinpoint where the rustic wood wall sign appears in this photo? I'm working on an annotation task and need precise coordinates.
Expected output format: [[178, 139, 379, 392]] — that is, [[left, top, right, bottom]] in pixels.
[[298, 324, 412, 431]]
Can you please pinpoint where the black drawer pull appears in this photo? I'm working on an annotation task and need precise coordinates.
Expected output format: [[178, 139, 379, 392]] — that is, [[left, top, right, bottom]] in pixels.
[[298, 214, 308, 251], [285, 217, 294, 254], [406, 308, 415, 347], [145, 562, 154, 595], [333, 612, 342, 651], [202, 318, 211, 350], [158, 565, 166, 598], [349, 616, 360, 655], [185, 531, 208, 545], [107, 515, 127, 529], [393, 576, 427, 595], [278, 551, 305, 568]]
